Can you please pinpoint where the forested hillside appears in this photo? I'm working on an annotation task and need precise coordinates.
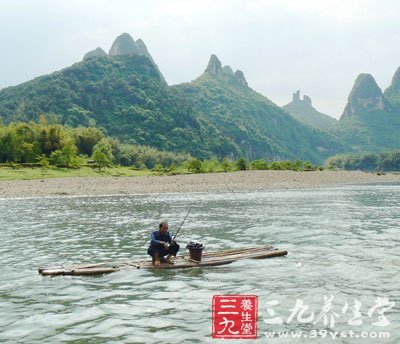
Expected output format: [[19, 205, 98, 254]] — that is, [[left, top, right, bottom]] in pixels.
[[4, 33, 398, 164], [336, 73, 400, 151], [0, 54, 237, 158], [175, 55, 346, 163]]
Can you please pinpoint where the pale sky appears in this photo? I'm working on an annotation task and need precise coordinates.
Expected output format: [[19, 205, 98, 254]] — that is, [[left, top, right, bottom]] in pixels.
[[1, 0, 400, 119]]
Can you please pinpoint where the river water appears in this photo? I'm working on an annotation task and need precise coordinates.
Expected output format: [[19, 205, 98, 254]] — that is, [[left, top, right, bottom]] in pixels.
[[0, 184, 399, 343]]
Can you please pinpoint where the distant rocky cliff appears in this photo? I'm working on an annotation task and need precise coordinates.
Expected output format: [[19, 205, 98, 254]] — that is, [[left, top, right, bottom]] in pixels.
[[341, 74, 389, 119], [337, 71, 400, 151], [83, 47, 107, 60], [83, 32, 165, 82], [205, 54, 248, 88], [283, 90, 337, 131]]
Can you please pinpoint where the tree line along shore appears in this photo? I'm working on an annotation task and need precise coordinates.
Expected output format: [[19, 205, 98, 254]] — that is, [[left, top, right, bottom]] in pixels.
[[0, 120, 399, 181]]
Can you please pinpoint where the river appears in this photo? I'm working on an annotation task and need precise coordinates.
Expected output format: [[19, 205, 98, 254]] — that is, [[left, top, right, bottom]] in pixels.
[[0, 184, 399, 343]]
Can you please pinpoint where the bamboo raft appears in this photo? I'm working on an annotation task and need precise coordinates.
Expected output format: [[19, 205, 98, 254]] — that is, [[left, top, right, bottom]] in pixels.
[[38, 245, 287, 276]]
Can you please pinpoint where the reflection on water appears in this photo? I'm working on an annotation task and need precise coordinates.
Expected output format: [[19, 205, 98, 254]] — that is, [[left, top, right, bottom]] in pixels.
[[0, 184, 399, 343]]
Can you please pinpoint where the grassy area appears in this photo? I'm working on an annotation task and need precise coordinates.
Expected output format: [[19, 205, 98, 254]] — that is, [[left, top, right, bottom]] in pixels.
[[0, 159, 322, 181], [0, 166, 157, 181]]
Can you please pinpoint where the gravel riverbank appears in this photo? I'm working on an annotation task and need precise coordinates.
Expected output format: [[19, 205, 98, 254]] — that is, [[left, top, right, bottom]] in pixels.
[[1, 170, 399, 199]]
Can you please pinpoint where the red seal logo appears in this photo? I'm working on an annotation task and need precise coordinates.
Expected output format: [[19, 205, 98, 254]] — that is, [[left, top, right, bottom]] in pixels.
[[212, 295, 258, 339]]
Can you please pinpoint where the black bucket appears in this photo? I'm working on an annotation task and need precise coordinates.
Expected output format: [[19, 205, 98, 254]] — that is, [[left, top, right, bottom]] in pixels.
[[188, 247, 204, 262], [186, 242, 204, 262]]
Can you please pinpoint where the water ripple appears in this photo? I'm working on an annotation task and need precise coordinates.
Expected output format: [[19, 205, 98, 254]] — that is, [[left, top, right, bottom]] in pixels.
[[0, 184, 399, 343]]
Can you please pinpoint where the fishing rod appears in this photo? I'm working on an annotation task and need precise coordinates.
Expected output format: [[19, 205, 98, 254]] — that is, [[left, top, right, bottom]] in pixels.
[[172, 206, 192, 242]]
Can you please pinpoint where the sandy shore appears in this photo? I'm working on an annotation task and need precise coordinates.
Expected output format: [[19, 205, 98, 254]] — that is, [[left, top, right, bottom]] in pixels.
[[0, 170, 399, 199]]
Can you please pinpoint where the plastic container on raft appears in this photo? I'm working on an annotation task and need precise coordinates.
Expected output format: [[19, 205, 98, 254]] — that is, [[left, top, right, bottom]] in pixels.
[[186, 242, 204, 262]]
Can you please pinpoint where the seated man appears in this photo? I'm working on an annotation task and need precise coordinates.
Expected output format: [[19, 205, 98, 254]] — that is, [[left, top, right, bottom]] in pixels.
[[147, 221, 180, 265]]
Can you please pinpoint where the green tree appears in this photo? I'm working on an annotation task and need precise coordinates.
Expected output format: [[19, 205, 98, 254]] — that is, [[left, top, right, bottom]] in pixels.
[[188, 159, 204, 173], [38, 154, 50, 168], [93, 139, 114, 163], [50, 150, 65, 167], [38, 154, 50, 180], [250, 159, 268, 170], [61, 141, 78, 168], [303, 161, 316, 171], [153, 163, 163, 172], [221, 158, 232, 172], [92, 149, 111, 171], [0, 129, 17, 162], [168, 162, 177, 174], [236, 157, 248, 171], [203, 158, 219, 172], [19, 142, 37, 163], [73, 127, 105, 156], [38, 125, 63, 156]]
